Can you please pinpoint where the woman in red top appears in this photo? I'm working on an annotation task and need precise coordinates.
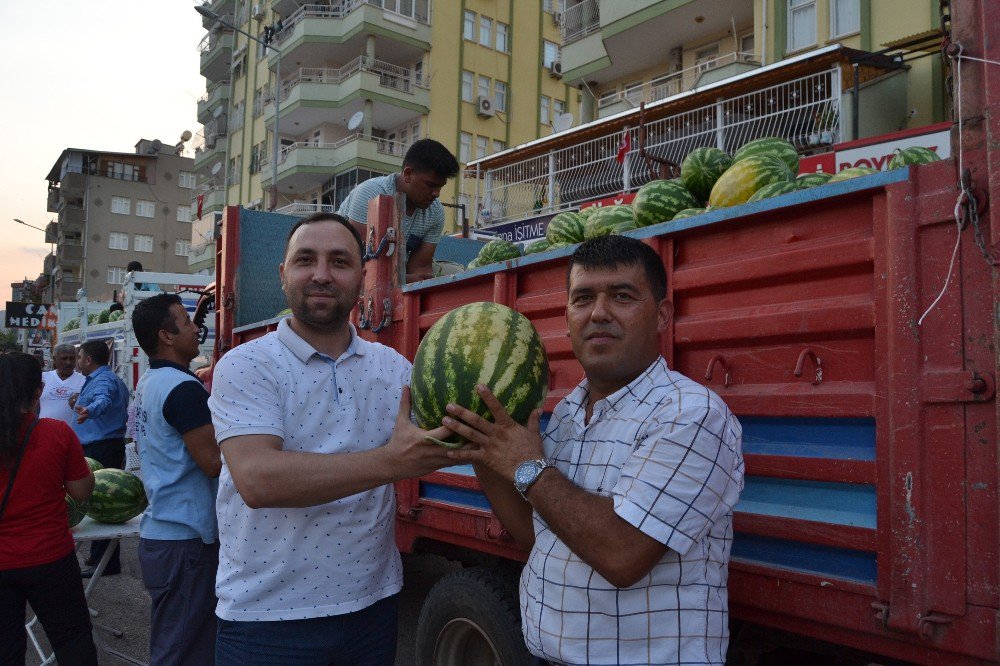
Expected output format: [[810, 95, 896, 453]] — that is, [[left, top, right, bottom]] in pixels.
[[0, 352, 98, 665]]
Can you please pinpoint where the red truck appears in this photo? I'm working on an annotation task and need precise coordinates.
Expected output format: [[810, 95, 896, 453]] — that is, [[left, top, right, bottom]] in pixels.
[[209, 5, 997, 663]]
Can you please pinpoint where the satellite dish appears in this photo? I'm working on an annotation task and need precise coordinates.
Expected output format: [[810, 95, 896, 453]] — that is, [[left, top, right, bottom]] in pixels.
[[346, 111, 365, 132], [551, 112, 574, 133], [213, 106, 224, 119], [181, 130, 193, 142], [150, 139, 163, 153], [211, 162, 223, 176]]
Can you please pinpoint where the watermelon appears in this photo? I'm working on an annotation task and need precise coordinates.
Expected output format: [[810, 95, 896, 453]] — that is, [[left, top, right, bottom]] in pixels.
[[66, 495, 89, 528], [545, 211, 586, 245], [577, 206, 599, 220], [829, 166, 877, 183], [466, 257, 483, 270], [632, 180, 698, 228], [584, 205, 635, 240], [888, 146, 941, 170], [523, 239, 553, 255], [85, 457, 103, 473], [98, 309, 111, 324], [708, 154, 794, 208], [681, 147, 733, 201], [411, 302, 549, 448], [87, 468, 148, 524], [673, 208, 706, 220], [109, 310, 125, 322], [795, 172, 833, 189], [612, 217, 638, 234], [733, 137, 800, 173], [475, 239, 521, 265], [748, 181, 798, 203]]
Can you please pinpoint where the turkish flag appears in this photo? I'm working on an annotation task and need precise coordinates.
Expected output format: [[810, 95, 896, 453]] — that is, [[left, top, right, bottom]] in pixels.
[[196, 194, 204, 219], [615, 129, 631, 164]]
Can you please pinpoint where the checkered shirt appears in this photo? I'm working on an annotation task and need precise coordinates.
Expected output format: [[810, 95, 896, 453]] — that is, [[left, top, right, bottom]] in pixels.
[[521, 357, 744, 665], [336, 174, 445, 253]]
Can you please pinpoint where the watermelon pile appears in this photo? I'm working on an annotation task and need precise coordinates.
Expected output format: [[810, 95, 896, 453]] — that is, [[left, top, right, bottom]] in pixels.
[[546, 211, 587, 245], [85, 457, 103, 473], [632, 180, 698, 228], [829, 166, 877, 183], [585, 205, 635, 239], [524, 239, 553, 255], [681, 147, 732, 201], [469, 238, 521, 269], [410, 302, 549, 448], [87, 468, 148, 524], [888, 146, 940, 170]]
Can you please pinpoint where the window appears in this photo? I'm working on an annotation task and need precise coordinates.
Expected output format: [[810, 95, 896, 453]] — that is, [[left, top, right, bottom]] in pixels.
[[413, 60, 424, 86], [478, 75, 491, 101], [459, 132, 472, 163], [496, 22, 509, 52], [108, 232, 129, 251], [111, 196, 131, 215], [492, 139, 506, 154], [176, 239, 192, 257], [177, 205, 192, 222], [788, 0, 817, 52], [411, 122, 420, 141], [598, 89, 618, 106], [475, 135, 488, 160], [461, 70, 474, 102], [830, 0, 860, 37], [178, 171, 197, 188], [543, 0, 561, 13], [540, 95, 551, 125], [739, 33, 755, 59], [463, 11, 476, 40], [106, 162, 140, 181], [134, 234, 154, 253], [479, 16, 492, 47], [136, 200, 155, 218], [107, 266, 127, 284], [554, 99, 566, 117], [493, 81, 507, 111], [543, 41, 560, 68]]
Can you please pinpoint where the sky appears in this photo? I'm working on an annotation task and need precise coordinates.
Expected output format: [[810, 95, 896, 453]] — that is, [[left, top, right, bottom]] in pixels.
[[0, 2, 206, 304]]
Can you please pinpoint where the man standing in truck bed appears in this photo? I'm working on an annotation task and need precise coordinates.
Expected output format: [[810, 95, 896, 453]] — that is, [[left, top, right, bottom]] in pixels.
[[337, 138, 459, 282], [444, 235, 745, 665]]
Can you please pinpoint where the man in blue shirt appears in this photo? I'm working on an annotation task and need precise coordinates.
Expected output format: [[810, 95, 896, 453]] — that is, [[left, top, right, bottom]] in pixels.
[[131, 294, 220, 665], [73, 339, 130, 576]]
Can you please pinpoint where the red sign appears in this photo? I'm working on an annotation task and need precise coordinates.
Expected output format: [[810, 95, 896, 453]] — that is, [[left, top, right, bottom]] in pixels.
[[798, 123, 951, 175], [579, 192, 637, 209]]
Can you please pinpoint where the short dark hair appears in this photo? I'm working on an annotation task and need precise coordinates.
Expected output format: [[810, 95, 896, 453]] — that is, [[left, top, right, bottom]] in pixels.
[[0, 352, 42, 462], [567, 235, 667, 302], [403, 139, 460, 178], [132, 294, 183, 356], [126, 261, 144, 272], [284, 212, 365, 263], [79, 340, 111, 366]]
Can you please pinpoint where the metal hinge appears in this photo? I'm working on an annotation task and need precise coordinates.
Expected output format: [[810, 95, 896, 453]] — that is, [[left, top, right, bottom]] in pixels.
[[923, 371, 995, 403]]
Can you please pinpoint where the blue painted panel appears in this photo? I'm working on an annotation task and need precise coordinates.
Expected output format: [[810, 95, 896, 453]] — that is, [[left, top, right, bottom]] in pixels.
[[736, 477, 877, 529], [419, 479, 493, 512], [236, 208, 295, 327], [741, 416, 876, 461], [732, 532, 877, 584]]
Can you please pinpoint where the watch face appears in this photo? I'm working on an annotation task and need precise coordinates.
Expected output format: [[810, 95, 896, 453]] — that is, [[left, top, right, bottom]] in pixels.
[[515, 461, 536, 487]]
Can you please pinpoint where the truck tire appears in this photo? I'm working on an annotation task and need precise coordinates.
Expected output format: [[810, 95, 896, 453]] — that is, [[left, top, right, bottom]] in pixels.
[[415, 567, 531, 666]]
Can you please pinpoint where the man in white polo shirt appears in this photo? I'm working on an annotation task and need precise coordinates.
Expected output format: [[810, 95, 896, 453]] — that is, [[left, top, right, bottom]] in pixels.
[[208, 212, 454, 665], [39, 344, 85, 426]]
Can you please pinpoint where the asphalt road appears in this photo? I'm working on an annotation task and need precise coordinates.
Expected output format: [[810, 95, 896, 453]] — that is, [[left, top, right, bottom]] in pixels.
[[26, 539, 459, 666]]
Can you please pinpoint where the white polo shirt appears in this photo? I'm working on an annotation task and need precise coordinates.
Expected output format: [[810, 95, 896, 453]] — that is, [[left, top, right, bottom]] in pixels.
[[39, 370, 86, 426], [208, 318, 411, 621]]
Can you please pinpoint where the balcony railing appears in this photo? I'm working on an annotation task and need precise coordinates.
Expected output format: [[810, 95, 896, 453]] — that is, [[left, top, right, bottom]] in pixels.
[[198, 30, 233, 55], [260, 133, 407, 169], [275, 202, 339, 216], [598, 52, 759, 111], [268, 56, 427, 104], [562, 0, 600, 45], [273, 0, 430, 46]]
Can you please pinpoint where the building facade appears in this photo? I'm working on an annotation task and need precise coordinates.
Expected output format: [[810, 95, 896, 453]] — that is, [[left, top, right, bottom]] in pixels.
[[189, 0, 577, 270], [44, 140, 197, 302]]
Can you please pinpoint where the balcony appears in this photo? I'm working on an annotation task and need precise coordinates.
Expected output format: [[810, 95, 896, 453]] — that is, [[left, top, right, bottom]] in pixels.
[[61, 170, 86, 197], [47, 188, 60, 213], [58, 205, 84, 231], [202, 0, 236, 28], [45, 221, 59, 244], [192, 120, 229, 174], [561, 0, 753, 86], [197, 81, 231, 124], [199, 30, 234, 82], [597, 51, 760, 118], [264, 57, 429, 131], [44, 253, 57, 275], [269, 2, 431, 71], [56, 241, 84, 267], [192, 181, 227, 218], [260, 134, 404, 194]]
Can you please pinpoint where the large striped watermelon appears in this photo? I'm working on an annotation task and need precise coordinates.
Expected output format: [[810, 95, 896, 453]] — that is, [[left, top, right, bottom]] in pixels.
[[673, 207, 706, 220], [475, 239, 521, 265], [680, 147, 732, 201], [829, 166, 877, 183], [545, 211, 586, 245], [85, 457, 103, 473], [708, 154, 793, 208], [748, 181, 798, 203], [523, 239, 552, 255], [584, 205, 635, 240], [66, 495, 89, 528], [733, 136, 800, 174], [795, 172, 833, 189], [888, 146, 940, 170], [411, 302, 549, 448], [87, 468, 148, 524], [632, 180, 698, 228]]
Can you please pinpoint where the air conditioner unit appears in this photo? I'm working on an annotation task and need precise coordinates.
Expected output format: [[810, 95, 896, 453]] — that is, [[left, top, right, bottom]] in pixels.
[[252, 4, 265, 21], [548, 60, 563, 78], [476, 96, 495, 118]]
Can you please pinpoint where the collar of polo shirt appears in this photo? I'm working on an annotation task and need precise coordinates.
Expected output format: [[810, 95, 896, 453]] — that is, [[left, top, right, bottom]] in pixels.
[[275, 318, 366, 364]]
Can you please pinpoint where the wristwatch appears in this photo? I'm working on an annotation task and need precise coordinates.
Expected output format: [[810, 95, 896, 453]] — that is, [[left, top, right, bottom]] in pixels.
[[514, 459, 551, 499]]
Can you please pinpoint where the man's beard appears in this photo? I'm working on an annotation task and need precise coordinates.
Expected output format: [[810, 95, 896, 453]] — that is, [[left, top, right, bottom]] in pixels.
[[290, 284, 360, 329]]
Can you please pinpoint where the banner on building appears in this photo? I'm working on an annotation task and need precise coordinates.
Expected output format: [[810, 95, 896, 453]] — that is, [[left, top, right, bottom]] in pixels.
[[5, 302, 58, 347]]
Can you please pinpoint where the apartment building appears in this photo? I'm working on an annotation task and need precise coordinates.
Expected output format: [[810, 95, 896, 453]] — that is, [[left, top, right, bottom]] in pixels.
[[44, 140, 198, 302], [189, 0, 577, 269]]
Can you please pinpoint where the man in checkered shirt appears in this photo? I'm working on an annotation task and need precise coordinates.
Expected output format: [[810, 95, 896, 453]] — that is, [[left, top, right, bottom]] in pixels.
[[445, 235, 745, 665]]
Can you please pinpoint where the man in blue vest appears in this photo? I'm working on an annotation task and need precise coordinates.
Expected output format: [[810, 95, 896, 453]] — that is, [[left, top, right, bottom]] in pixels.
[[131, 294, 221, 665]]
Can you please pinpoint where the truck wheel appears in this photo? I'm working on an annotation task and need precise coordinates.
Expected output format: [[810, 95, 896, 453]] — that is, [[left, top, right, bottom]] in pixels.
[[415, 567, 531, 666]]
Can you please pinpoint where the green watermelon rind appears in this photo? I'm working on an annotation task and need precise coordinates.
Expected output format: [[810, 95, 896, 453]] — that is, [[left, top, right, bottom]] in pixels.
[[545, 211, 586, 245], [887, 146, 941, 170], [680, 147, 733, 202], [708, 154, 794, 208], [66, 495, 89, 528], [476, 239, 522, 265], [584, 205, 635, 240], [672, 208, 707, 220], [748, 181, 799, 203], [795, 172, 833, 189], [828, 166, 878, 183], [732, 136, 800, 173], [632, 180, 698, 228], [85, 457, 104, 473], [410, 302, 549, 447], [523, 239, 553, 255], [86, 468, 148, 524]]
